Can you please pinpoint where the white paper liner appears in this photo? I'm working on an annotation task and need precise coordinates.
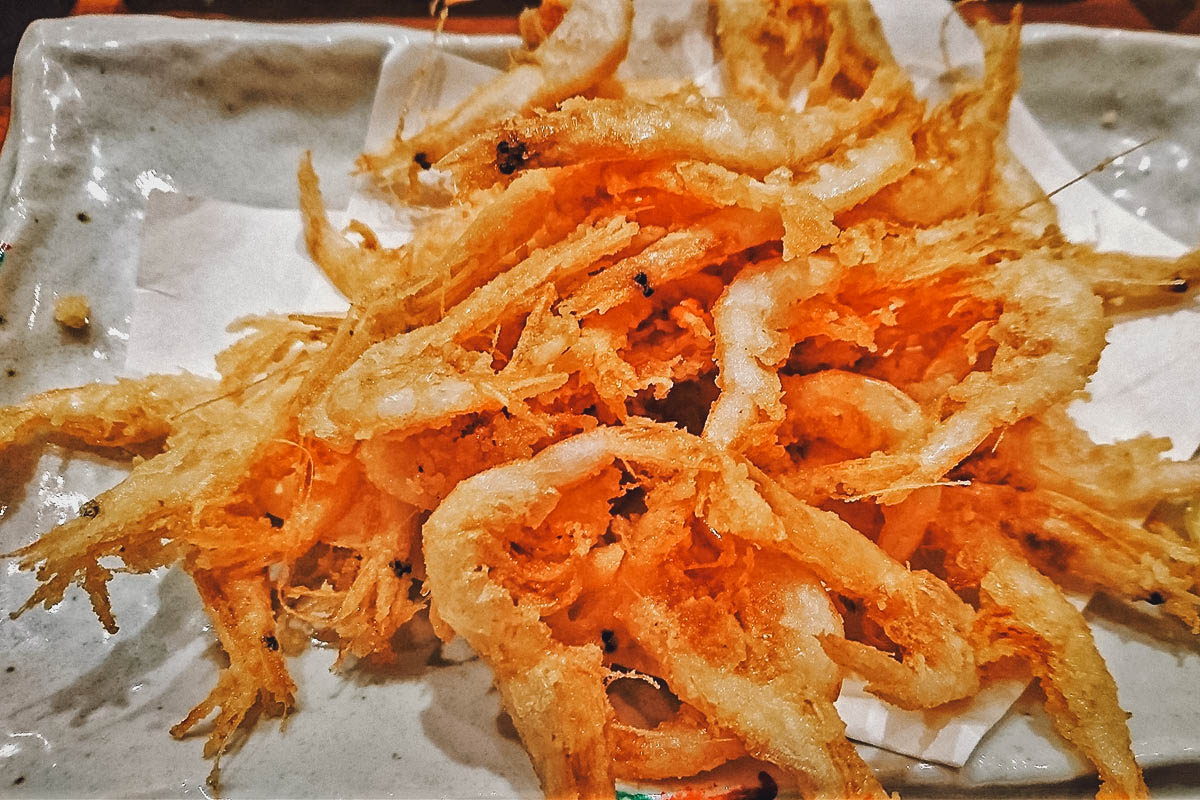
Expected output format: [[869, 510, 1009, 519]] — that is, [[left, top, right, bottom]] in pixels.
[[127, 193, 348, 377]]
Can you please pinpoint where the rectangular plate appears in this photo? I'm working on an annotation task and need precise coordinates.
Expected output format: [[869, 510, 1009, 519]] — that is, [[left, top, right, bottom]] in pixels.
[[1, 12, 1199, 799]]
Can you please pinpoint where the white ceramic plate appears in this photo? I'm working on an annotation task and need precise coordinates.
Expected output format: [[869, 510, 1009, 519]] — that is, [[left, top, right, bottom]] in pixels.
[[1020, 24, 1200, 249], [1, 15, 1199, 800]]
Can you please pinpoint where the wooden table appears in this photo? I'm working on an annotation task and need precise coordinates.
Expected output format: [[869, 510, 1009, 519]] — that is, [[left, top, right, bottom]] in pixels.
[[2, 0, 1200, 147]]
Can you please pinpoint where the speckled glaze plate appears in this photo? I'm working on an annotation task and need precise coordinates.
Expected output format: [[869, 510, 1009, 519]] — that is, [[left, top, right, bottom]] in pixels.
[[1, 14, 1199, 800], [1019, 24, 1200, 250]]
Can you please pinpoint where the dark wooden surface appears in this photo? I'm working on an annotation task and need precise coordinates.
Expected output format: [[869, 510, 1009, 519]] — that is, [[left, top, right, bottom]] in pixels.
[[958, 0, 1200, 31]]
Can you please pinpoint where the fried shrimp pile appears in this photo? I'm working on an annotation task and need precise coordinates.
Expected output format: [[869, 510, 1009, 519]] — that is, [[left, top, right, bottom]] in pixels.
[[5, 1, 1200, 798]]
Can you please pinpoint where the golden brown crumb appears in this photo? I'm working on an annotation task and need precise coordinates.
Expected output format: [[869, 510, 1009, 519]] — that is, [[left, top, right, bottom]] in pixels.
[[54, 294, 91, 331]]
